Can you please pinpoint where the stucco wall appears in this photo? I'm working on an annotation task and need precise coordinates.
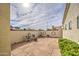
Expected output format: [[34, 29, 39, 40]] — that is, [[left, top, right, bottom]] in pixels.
[[11, 29, 62, 44], [10, 31, 39, 44], [0, 4, 10, 55], [63, 3, 79, 43]]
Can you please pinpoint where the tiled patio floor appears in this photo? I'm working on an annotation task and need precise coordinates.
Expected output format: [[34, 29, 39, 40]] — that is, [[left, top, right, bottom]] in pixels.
[[11, 38, 61, 56]]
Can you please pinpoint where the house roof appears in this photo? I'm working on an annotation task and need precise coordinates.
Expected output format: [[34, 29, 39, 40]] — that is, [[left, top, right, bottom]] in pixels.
[[62, 3, 70, 25]]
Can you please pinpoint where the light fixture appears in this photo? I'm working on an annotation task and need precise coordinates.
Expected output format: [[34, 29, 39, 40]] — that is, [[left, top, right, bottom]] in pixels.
[[22, 3, 30, 8]]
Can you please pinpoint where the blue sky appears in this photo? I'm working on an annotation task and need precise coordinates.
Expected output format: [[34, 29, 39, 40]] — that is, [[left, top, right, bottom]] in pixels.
[[10, 3, 66, 30]]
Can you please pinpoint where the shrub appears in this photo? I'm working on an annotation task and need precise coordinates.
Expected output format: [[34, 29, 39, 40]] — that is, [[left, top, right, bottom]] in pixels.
[[59, 38, 79, 56]]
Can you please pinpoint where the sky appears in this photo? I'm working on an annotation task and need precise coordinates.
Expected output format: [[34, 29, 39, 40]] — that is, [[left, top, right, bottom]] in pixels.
[[10, 3, 66, 30]]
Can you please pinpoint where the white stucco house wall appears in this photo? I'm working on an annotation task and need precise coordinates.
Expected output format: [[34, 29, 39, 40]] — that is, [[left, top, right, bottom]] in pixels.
[[63, 3, 79, 43]]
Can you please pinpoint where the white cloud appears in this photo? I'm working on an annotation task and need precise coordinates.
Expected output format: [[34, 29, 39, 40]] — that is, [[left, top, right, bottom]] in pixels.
[[10, 3, 65, 29]]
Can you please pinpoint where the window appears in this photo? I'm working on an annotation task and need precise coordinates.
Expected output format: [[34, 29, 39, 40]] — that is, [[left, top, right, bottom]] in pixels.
[[69, 21, 72, 30], [65, 24, 67, 30], [77, 16, 79, 29]]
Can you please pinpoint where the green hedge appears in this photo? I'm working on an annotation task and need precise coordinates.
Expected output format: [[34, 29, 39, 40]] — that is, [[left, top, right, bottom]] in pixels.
[[59, 38, 79, 56]]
